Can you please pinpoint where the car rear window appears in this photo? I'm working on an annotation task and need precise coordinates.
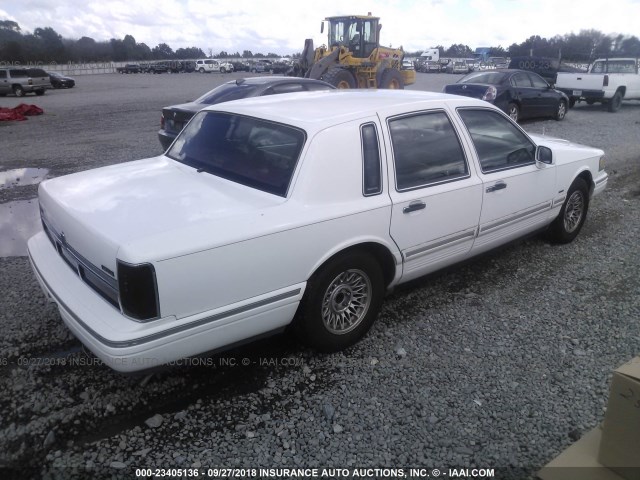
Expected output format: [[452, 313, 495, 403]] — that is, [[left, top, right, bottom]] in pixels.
[[195, 83, 260, 104], [460, 72, 505, 85], [166, 112, 306, 197], [27, 68, 48, 77]]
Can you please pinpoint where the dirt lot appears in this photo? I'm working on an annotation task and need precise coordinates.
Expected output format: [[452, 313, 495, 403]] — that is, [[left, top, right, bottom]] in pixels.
[[1, 72, 639, 478]]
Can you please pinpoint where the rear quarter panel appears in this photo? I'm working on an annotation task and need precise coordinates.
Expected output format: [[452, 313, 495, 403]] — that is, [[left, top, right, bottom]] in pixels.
[[153, 118, 398, 320]]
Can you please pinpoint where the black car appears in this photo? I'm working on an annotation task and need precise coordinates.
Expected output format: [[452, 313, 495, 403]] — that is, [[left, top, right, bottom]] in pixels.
[[47, 71, 75, 88], [158, 77, 335, 150], [443, 69, 569, 122]]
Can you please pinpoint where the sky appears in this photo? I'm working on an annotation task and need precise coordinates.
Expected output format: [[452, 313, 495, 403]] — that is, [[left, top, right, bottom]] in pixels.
[[1, 0, 640, 55]]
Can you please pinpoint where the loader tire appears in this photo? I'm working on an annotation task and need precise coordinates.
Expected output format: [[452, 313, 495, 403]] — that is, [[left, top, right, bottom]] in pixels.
[[322, 68, 356, 89], [380, 69, 404, 89]]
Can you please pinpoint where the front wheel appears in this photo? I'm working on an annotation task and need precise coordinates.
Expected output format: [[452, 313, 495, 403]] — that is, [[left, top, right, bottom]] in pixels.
[[548, 178, 589, 244], [199, 68, 205, 73], [293, 252, 384, 352], [555, 100, 567, 121], [507, 102, 519, 122], [220, 67, 226, 73], [13, 85, 24, 97]]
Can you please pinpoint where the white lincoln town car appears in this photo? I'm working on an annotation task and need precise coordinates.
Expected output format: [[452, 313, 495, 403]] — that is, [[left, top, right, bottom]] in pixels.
[[28, 90, 608, 372]]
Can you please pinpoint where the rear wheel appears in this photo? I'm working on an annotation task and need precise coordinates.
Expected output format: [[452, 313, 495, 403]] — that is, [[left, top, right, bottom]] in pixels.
[[608, 91, 623, 112], [555, 100, 566, 121], [13, 85, 24, 97], [199, 68, 205, 73], [293, 251, 384, 352], [548, 178, 589, 244], [322, 68, 356, 89], [380, 69, 404, 89], [507, 102, 519, 122]]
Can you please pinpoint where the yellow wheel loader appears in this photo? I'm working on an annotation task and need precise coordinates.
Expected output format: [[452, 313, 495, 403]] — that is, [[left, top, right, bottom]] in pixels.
[[293, 14, 416, 89]]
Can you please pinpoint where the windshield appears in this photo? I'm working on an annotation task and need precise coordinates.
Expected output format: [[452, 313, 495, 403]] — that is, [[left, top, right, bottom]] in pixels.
[[166, 112, 306, 197], [195, 83, 260, 105], [459, 72, 505, 85]]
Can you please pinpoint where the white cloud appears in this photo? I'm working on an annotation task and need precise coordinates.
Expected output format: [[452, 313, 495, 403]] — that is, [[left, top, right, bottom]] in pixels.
[[1, 0, 640, 54]]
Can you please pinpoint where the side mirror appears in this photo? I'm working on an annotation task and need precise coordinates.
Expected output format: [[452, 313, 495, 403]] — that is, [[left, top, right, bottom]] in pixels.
[[536, 145, 554, 166]]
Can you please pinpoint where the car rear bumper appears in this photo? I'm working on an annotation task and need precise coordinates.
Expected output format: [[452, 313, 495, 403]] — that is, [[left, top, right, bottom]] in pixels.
[[28, 231, 301, 372]]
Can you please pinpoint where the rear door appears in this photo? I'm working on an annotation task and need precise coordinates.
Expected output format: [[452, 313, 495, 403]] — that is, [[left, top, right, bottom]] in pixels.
[[383, 109, 483, 282]]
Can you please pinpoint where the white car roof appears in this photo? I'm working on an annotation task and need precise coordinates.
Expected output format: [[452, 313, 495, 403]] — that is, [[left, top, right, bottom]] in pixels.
[[202, 89, 490, 133]]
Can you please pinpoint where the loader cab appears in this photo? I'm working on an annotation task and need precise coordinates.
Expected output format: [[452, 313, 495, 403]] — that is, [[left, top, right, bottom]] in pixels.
[[324, 15, 380, 58]]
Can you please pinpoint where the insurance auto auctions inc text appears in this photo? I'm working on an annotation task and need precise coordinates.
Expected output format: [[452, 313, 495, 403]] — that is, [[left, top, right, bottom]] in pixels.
[[231, 468, 495, 478]]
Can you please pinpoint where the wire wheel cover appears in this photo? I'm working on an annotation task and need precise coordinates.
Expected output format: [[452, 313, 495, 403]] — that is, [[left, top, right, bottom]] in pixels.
[[321, 269, 372, 334]]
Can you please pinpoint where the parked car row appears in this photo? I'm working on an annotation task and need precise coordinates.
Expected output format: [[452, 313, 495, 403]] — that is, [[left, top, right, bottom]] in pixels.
[[113, 59, 295, 75], [0, 67, 75, 96]]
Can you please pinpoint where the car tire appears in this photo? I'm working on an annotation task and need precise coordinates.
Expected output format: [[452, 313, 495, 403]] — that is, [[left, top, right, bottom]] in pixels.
[[13, 85, 24, 97], [548, 178, 589, 244], [293, 251, 384, 352], [220, 67, 226, 73], [322, 68, 357, 89], [199, 68, 205, 73], [35, 89, 45, 96], [608, 91, 623, 112], [507, 102, 519, 122], [555, 100, 567, 121], [380, 69, 404, 89]]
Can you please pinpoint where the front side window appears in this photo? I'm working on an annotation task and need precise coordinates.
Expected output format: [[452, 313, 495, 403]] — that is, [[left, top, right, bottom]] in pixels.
[[167, 112, 306, 197], [389, 111, 469, 191], [528, 72, 549, 88], [457, 109, 536, 173]]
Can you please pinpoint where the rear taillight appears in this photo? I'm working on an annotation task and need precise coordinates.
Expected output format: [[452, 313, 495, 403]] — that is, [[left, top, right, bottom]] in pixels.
[[603, 74, 609, 87], [118, 261, 159, 321]]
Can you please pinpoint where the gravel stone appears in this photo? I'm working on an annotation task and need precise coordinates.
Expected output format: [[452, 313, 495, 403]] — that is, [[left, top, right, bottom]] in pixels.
[[144, 414, 163, 429]]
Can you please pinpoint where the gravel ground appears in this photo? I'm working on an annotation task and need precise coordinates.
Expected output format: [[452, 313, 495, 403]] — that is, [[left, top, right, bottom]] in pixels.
[[0, 72, 639, 480]]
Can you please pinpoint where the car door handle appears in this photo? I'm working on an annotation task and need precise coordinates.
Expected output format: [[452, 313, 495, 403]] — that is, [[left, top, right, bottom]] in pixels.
[[403, 201, 426, 214], [486, 182, 507, 193]]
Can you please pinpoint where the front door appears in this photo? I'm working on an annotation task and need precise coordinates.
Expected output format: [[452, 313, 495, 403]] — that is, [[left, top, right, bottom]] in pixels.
[[456, 108, 557, 254]]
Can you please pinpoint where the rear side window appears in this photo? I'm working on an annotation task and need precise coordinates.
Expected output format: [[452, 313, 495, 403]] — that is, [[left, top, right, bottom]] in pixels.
[[361, 123, 382, 196], [167, 112, 306, 197], [9, 69, 28, 78], [457, 109, 536, 173], [389, 111, 469, 191], [0, 71, 6, 79]]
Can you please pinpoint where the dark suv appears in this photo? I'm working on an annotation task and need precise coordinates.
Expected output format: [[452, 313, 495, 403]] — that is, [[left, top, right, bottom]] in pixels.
[[158, 77, 335, 150]]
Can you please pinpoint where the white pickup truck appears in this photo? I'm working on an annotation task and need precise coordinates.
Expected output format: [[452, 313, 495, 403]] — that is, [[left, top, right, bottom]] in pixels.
[[555, 58, 640, 112]]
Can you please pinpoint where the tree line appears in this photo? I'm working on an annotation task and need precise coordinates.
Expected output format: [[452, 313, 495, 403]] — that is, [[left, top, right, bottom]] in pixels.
[[406, 30, 640, 62], [1, 19, 639, 64]]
